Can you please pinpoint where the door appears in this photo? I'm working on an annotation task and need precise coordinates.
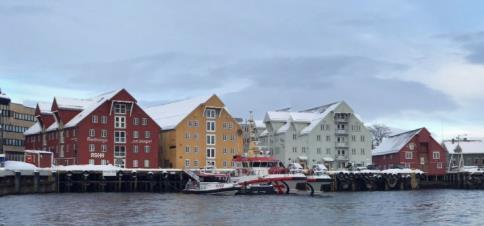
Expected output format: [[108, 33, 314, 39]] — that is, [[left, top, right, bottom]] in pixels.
[[419, 154, 428, 172]]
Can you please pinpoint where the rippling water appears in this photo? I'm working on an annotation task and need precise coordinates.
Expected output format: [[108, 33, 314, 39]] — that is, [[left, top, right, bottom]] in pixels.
[[1, 190, 483, 225]]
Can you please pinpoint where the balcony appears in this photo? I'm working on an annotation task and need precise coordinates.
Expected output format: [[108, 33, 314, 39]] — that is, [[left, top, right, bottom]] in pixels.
[[335, 142, 349, 148], [335, 154, 349, 161]]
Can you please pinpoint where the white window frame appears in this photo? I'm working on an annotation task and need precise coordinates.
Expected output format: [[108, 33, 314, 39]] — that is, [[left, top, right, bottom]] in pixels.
[[89, 159, 95, 165], [133, 145, 139, 153], [101, 115, 108, 124], [207, 121, 216, 132], [114, 103, 127, 114], [114, 131, 126, 143], [185, 146, 190, 153], [206, 134, 215, 145], [405, 151, 413, 160], [133, 130, 139, 139], [115, 116, 126, 129], [144, 145, 151, 153], [92, 115, 98, 123], [185, 159, 190, 168], [101, 129, 107, 138], [101, 144, 107, 152], [205, 109, 216, 119], [437, 162, 443, 169], [145, 131, 151, 139], [206, 148, 216, 159], [194, 160, 199, 167], [89, 129, 95, 137], [133, 160, 139, 168], [142, 118, 148, 126], [133, 117, 139, 125], [89, 144, 95, 152], [101, 159, 107, 165], [432, 151, 440, 160], [115, 145, 126, 157]]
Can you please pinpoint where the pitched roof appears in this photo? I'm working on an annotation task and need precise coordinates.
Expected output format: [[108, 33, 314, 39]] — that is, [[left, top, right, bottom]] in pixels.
[[24, 122, 42, 135], [300, 102, 340, 134], [38, 102, 53, 114], [55, 97, 92, 110], [443, 140, 484, 154], [64, 89, 123, 128], [372, 128, 423, 156], [254, 120, 266, 128], [145, 95, 212, 130]]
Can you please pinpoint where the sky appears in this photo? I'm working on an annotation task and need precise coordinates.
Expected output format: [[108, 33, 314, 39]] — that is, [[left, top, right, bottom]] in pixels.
[[1, 0, 484, 141]]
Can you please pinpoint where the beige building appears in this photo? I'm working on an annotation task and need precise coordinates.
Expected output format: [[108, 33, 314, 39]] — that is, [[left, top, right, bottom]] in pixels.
[[146, 95, 243, 169], [1, 100, 36, 157]]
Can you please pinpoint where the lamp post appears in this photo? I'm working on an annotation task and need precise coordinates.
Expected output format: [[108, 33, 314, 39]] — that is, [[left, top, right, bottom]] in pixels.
[[0, 89, 11, 155]]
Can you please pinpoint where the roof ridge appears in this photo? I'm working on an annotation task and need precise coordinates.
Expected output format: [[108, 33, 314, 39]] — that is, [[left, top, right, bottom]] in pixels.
[[388, 127, 423, 138], [147, 95, 212, 109]]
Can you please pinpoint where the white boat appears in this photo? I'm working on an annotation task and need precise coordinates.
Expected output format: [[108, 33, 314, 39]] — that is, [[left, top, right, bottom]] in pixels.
[[306, 164, 332, 195], [183, 171, 241, 195]]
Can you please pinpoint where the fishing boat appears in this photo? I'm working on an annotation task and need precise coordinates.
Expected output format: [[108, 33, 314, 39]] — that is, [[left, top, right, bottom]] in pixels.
[[183, 170, 241, 195]]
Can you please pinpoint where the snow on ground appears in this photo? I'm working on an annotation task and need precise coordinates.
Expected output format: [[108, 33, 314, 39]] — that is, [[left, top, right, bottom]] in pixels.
[[381, 168, 424, 174], [4, 161, 37, 171]]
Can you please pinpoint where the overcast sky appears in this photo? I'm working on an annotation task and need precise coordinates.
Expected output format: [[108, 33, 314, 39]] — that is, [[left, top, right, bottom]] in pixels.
[[1, 1, 484, 140]]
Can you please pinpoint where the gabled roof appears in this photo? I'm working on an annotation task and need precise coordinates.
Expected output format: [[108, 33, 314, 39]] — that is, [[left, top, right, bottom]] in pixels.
[[64, 89, 123, 128], [145, 95, 213, 130], [259, 129, 268, 137], [37, 102, 53, 114], [264, 111, 291, 122], [443, 140, 484, 154], [372, 128, 423, 156], [55, 97, 92, 110], [24, 122, 42, 135], [254, 120, 266, 129], [300, 102, 340, 134]]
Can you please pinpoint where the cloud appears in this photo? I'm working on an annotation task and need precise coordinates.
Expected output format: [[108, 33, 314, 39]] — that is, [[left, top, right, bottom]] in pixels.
[[449, 31, 484, 64]]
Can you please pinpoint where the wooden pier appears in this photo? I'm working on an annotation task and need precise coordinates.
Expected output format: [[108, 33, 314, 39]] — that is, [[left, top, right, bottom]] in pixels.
[[3, 168, 484, 196]]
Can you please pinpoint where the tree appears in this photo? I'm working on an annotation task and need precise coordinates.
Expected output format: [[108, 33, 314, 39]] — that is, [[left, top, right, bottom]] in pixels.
[[368, 124, 391, 148]]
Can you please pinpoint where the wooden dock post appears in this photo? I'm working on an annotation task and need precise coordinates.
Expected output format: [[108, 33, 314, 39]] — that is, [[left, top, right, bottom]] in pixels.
[[14, 171, 21, 194], [410, 173, 418, 190], [34, 171, 40, 193]]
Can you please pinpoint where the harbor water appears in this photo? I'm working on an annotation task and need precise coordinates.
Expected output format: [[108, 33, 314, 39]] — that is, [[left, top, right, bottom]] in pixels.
[[0, 190, 483, 225]]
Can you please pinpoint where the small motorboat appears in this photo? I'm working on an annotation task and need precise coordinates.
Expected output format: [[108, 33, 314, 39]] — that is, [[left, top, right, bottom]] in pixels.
[[183, 171, 241, 195]]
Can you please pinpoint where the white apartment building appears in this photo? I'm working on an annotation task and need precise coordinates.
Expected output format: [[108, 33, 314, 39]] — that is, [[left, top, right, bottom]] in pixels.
[[260, 101, 372, 170]]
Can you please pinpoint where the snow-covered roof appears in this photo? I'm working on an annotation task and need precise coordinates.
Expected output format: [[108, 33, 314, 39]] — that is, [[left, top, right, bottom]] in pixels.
[[254, 120, 266, 128], [24, 122, 42, 135], [372, 128, 422, 156], [443, 140, 484, 154], [265, 111, 291, 122], [300, 102, 340, 134], [277, 121, 292, 134], [46, 121, 59, 132], [290, 112, 316, 123], [64, 89, 122, 128], [55, 97, 92, 110], [38, 102, 53, 114], [259, 129, 268, 137], [145, 95, 212, 130]]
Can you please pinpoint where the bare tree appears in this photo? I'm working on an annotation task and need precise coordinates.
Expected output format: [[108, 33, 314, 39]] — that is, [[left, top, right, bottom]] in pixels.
[[368, 124, 391, 148]]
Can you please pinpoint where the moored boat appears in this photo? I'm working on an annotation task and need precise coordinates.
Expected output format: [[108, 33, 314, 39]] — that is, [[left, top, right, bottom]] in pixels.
[[183, 171, 241, 195]]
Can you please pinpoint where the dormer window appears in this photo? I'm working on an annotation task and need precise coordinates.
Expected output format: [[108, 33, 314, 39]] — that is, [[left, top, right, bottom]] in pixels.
[[114, 103, 127, 114], [205, 109, 217, 119]]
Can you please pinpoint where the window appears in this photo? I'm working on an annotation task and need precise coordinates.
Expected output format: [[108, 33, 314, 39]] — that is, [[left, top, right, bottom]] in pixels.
[[404, 162, 411, 168], [292, 147, 297, 153], [361, 136, 365, 142], [185, 159, 190, 168], [73, 129, 76, 137], [92, 115, 98, 123], [405, 151, 413, 160], [185, 132, 190, 139], [144, 145, 151, 153], [326, 136, 331, 142], [188, 120, 199, 128], [142, 118, 148, 126], [89, 144, 95, 152], [185, 146, 190, 153], [115, 116, 126, 128], [352, 148, 356, 155], [193, 133, 199, 140], [133, 117, 139, 125], [231, 148, 235, 154], [133, 160, 138, 168], [302, 147, 306, 153], [133, 131, 139, 139], [223, 122, 233, 129], [144, 160, 150, 168], [206, 134, 215, 145], [351, 135, 356, 142], [101, 160, 107, 165], [89, 159, 95, 165], [317, 148, 322, 154], [114, 103, 127, 114], [207, 121, 216, 132], [316, 135, 321, 141], [144, 131, 151, 139], [193, 146, 199, 153], [115, 146, 126, 157], [293, 134, 297, 140], [194, 160, 199, 167], [89, 129, 95, 137], [433, 151, 440, 160], [133, 145, 139, 153], [437, 162, 443, 169], [206, 148, 215, 158], [101, 129, 107, 138], [101, 115, 108, 124], [360, 149, 365, 155], [114, 131, 126, 143], [101, 144, 107, 152], [223, 135, 227, 141], [223, 148, 227, 154], [205, 109, 217, 118], [223, 161, 227, 167]]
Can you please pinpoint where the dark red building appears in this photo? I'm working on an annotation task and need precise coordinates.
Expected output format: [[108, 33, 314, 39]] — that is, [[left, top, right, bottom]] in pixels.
[[372, 128, 446, 175], [24, 89, 160, 168]]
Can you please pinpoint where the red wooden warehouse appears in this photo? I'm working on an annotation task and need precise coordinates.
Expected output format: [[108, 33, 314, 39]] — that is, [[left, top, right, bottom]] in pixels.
[[24, 89, 160, 168], [372, 128, 447, 175]]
